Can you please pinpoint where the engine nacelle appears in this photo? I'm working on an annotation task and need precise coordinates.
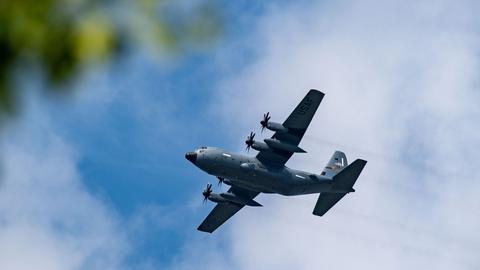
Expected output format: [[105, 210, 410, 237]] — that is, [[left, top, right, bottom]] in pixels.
[[251, 141, 271, 152], [207, 192, 262, 206], [221, 192, 262, 206], [264, 138, 306, 153], [249, 139, 306, 153], [266, 122, 289, 133]]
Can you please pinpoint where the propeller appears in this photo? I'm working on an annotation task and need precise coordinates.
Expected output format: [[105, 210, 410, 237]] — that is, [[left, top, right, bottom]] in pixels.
[[245, 131, 255, 152], [202, 183, 212, 203], [260, 112, 271, 132], [217, 177, 225, 187]]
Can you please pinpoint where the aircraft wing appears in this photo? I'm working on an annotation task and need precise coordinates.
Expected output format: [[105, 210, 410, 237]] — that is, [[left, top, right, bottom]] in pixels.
[[256, 89, 324, 168], [197, 186, 260, 233]]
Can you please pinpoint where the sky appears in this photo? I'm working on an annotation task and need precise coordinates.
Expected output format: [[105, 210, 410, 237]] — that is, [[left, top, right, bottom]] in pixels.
[[1, 0, 480, 269]]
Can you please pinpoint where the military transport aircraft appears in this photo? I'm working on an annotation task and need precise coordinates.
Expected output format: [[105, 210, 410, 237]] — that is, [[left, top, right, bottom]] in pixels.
[[185, 89, 367, 233]]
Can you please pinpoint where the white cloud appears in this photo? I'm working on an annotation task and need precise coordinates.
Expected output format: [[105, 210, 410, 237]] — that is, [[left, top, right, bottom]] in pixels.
[[0, 97, 130, 270], [175, 0, 480, 269]]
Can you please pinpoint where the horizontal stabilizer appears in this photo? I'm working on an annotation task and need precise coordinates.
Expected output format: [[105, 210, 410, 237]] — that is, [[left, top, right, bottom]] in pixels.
[[332, 159, 367, 190], [312, 193, 347, 216], [313, 159, 367, 216]]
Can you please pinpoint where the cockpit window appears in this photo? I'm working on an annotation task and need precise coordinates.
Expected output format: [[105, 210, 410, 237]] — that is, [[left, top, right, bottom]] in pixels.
[[200, 146, 207, 149]]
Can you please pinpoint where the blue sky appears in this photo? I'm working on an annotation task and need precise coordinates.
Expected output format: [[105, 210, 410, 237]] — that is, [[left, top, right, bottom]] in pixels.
[[1, 1, 480, 269], [9, 2, 280, 267]]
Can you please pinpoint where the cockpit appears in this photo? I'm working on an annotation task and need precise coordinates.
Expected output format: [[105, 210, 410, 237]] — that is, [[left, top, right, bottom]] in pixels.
[[186, 147, 210, 164]]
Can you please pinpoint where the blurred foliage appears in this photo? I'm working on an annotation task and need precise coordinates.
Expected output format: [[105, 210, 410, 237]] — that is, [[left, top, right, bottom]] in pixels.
[[0, 0, 223, 121]]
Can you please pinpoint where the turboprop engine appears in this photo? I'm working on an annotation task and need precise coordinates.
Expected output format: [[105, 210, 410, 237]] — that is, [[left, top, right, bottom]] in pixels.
[[245, 132, 271, 152], [202, 183, 262, 207], [260, 112, 289, 133], [244, 131, 306, 153]]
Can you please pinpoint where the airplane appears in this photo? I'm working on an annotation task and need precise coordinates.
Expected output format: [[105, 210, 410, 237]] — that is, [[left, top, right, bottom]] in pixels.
[[185, 89, 367, 233]]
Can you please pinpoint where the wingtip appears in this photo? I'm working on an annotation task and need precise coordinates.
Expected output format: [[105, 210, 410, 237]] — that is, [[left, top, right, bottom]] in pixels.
[[309, 89, 325, 96], [197, 226, 213, 233]]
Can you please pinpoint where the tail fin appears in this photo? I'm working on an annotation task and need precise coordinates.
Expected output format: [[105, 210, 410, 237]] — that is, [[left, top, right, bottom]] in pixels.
[[321, 151, 348, 178]]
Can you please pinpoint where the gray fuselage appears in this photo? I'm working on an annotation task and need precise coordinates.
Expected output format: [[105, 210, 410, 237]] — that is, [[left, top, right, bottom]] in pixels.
[[187, 147, 335, 196]]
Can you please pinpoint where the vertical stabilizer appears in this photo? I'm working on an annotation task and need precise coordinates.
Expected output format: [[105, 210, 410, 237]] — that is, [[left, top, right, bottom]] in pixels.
[[321, 151, 348, 178]]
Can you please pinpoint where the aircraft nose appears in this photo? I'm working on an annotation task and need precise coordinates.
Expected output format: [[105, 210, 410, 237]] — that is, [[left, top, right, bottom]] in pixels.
[[185, 152, 197, 164]]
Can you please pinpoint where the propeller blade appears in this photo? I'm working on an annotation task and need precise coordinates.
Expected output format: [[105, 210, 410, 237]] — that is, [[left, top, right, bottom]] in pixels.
[[261, 112, 270, 132], [202, 183, 212, 204], [245, 131, 255, 152]]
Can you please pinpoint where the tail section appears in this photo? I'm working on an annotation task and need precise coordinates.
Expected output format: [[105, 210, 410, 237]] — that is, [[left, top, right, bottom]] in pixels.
[[313, 158, 367, 216], [331, 159, 367, 192], [321, 151, 348, 178]]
